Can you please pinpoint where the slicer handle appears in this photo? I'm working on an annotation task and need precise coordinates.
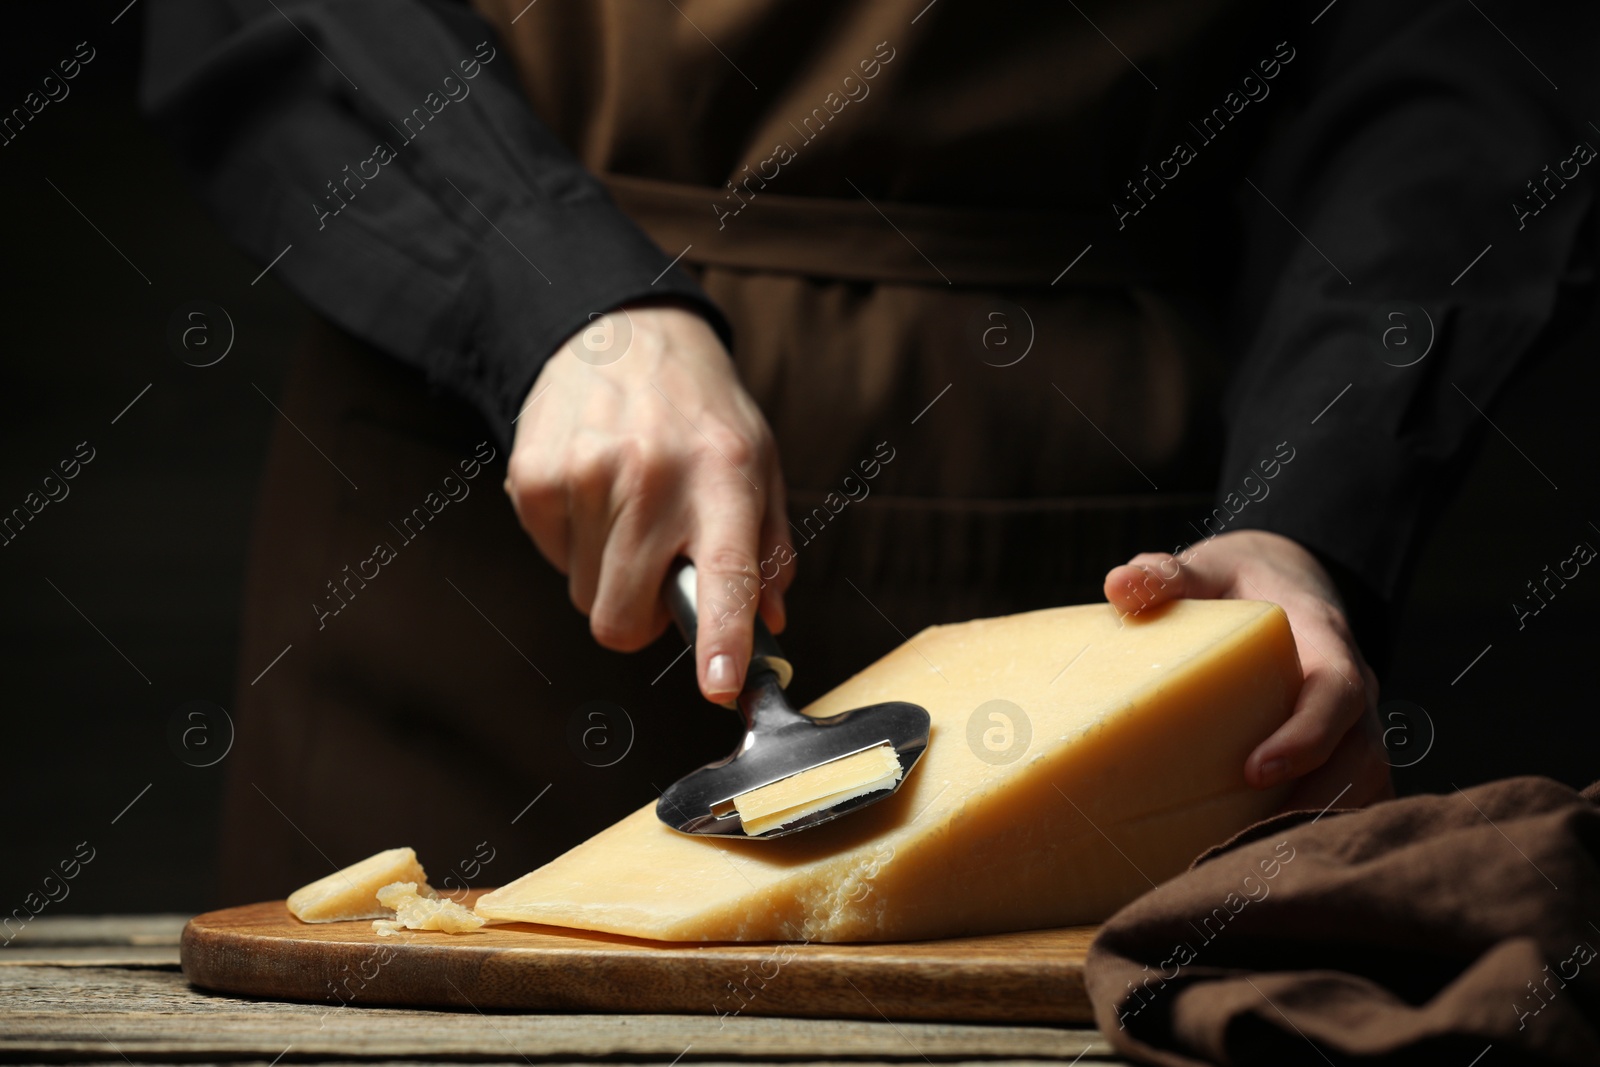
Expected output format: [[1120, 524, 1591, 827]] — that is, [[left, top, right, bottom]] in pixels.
[[663, 559, 794, 691]]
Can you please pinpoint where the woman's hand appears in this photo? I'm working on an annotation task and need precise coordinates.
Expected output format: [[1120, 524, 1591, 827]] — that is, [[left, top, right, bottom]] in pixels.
[[504, 303, 792, 703], [1103, 529, 1393, 811]]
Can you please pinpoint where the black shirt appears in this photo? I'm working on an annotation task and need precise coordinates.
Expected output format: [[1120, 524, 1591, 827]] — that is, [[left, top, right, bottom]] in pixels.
[[141, 0, 1597, 663]]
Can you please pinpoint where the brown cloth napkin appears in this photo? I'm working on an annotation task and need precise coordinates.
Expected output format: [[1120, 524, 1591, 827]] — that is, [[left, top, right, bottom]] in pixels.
[[1086, 777, 1600, 1066]]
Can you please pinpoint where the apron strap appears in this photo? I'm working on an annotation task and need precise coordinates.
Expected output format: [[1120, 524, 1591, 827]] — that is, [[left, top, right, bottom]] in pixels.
[[601, 173, 1164, 287]]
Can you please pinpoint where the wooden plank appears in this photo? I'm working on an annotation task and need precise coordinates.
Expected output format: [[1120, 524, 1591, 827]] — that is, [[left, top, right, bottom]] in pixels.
[[2, 965, 1115, 1060], [0, 943, 180, 966], [1, 914, 186, 967], [181, 895, 1096, 1025], [6, 913, 187, 946]]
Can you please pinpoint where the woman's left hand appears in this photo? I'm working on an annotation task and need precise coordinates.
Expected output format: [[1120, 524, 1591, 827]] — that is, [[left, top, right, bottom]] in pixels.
[[1103, 529, 1394, 812]]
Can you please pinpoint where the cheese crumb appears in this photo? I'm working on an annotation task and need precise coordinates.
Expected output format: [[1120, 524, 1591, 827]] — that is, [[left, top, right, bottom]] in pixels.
[[372, 881, 485, 936]]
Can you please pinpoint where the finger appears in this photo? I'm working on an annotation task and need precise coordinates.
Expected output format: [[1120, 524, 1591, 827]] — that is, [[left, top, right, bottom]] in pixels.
[[754, 467, 794, 633], [563, 454, 616, 618], [590, 502, 678, 652], [759, 583, 788, 634], [1278, 716, 1396, 813], [588, 443, 683, 650], [691, 492, 764, 703], [1246, 651, 1368, 789], [504, 456, 571, 574], [1102, 549, 1226, 615]]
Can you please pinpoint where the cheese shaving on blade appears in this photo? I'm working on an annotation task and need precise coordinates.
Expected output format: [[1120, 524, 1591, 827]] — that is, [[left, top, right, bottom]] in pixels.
[[734, 743, 904, 836]]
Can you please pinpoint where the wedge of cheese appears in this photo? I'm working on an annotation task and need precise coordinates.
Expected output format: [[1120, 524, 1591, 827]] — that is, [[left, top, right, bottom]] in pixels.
[[477, 600, 1300, 942], [287, 847, 427, 923]]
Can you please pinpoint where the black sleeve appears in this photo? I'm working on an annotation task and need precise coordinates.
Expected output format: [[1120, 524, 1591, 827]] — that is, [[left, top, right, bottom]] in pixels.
[[1216, 0, 1597, 662], [140, 0, 730, 451]]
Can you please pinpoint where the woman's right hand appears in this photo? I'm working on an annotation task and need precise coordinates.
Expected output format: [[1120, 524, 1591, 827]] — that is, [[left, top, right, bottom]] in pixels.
[[504, 302, 793, 704]]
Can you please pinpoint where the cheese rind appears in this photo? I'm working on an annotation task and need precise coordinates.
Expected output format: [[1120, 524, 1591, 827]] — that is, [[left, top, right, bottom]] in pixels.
[[477, 600, 1300, 942], [734, 743, 905, 836], [286, 847, 428, 923]]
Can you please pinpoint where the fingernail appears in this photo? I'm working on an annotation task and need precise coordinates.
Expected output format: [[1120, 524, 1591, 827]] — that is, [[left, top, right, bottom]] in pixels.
[[706, 654, 739, 696], [1258, 758, 1288, 787]]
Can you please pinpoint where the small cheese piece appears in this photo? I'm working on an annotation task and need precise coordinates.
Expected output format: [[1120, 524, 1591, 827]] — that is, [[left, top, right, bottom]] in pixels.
[[476, 600, 1300, 942], [287, 847, 428, 923], [734, 743, 904, 836], [371, 881, 486, 936]]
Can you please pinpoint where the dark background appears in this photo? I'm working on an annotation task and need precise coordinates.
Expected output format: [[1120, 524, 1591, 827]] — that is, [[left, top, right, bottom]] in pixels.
[[3, 4, 1597, 917]]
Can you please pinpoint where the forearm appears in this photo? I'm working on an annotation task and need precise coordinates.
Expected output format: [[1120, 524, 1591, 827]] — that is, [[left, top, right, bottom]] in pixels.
[[140, 0, 729, 451], [1217, 0, 1596, 623]]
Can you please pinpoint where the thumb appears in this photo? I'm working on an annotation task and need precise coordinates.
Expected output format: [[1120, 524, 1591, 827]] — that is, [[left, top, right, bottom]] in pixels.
[[1103, 549, 1228, 615]]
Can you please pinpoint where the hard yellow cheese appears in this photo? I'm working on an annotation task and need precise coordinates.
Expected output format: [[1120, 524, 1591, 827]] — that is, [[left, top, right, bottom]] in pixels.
[[287, 846, 427, 922], [372, 881, 486, 936], [476, 600, 1300, 942], [734, 743, 904, 836]]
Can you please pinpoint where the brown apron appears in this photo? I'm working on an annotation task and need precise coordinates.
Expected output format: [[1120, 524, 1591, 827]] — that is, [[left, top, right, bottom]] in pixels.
[[218, 0, 1283, 903]]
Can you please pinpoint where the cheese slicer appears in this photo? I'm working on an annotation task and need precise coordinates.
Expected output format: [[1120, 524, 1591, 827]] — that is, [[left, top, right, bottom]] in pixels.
[[655, 559, 930, 839]]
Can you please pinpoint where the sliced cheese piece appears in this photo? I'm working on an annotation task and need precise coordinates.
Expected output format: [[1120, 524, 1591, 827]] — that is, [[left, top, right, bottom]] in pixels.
[[287, 847, 428, 923], [372, 881, 486, 936], [476, 599, 1300, 942], [734, 743, 904, 836]]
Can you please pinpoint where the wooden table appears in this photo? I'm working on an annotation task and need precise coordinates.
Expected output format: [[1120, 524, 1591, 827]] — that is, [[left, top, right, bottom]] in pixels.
[[3, 915, 1134, 1065]]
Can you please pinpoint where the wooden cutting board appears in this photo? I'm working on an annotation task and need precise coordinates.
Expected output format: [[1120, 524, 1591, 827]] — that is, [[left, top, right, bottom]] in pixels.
[[182, 891, 1098, 1024]]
